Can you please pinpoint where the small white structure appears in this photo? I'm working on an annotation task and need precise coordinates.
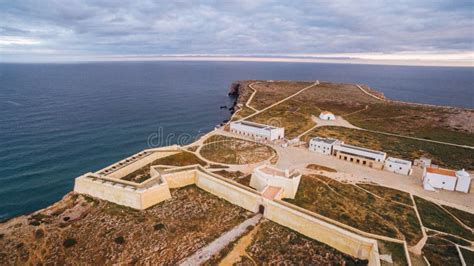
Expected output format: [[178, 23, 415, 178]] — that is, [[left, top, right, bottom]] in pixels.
[[230, 121, 284, 141], [309, 137, 342, 155], [384, 157, 412, 176], [455, 169, 471, 193], [250, 165, 301, 199], [319, 111, 336, 121], [423, 167, 471, 193], [414, 157, 432, 168]]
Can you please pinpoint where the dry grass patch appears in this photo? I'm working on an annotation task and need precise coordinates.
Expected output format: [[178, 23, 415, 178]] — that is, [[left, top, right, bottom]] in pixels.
[[377, 240, 408, 266], [0, 186, 251, 265], [442, 205, 474, 228], [200, 136, 276, 165], [231, 106, 256, 121], [248, 98, 320, 139], [422, 237, 462, 266], [249, 81, 314, 110], [306, 164, 337, 172], [305, 126, 474, 170], [285, 175, 423, 245], [414, 196, 473, 241], [242, 221, 367, 265], [357, 184, 413, 206]]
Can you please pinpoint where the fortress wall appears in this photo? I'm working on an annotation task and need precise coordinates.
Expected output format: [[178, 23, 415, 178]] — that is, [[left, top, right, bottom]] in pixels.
[[74, 175, 171, 209], [163, 170, 197, 188], [196, 172, 261, 213], [263, 199, 380, 264], [106, 151, 180, 179]]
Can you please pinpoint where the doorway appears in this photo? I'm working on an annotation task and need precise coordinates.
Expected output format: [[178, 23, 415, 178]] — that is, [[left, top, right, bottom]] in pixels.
[[258, 205, 265, 214]]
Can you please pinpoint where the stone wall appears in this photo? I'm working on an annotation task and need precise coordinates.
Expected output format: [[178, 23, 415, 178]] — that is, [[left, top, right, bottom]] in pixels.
[[74, 174, 171, 209]]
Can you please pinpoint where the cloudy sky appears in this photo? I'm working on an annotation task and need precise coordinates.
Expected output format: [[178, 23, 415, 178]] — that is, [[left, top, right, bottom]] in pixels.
[[1, 0, 473, 65]]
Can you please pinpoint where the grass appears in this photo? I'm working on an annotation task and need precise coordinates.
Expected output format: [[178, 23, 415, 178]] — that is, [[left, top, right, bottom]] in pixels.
[[231, 106, 257, 121], [248, 97, 320, 139], [460, 247, 474, 265], [305, 126, 474, 170], [245, 221, 367, 265], [377, 240, 408, 266], [121, 151, 207, 182], [357, 184, 413, 206], [346, 102, 474, 146], [284, 175, 423, 245], [249, 81, 314, 110], [441, 205, 474, 228], [213, 170, 245, 180], [414, 196, 473, 240], [422, 237, 461, 266], [306, 164, 337, 172], [200, 135, 276, 164]]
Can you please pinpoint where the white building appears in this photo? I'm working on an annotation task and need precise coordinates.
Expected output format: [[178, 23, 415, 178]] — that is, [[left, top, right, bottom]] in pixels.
[[319, 111, 336, 121], [384, 157, 412, 175], [333, 143, 387, 169], [250, 165, 301, 199], [309, 137, 342, 155], [423, 167, 471, 193], [414, 157, 432, 168], [229, 121, 284, 141]]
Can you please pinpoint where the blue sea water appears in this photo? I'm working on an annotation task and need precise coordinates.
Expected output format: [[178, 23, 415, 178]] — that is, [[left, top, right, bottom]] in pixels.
[[0, 61, 473, 220]]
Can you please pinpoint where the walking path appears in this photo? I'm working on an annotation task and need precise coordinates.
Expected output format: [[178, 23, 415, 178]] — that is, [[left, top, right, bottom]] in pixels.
[[238, 80, 319, 121], [356, 85, 386, 101], [179, 214, 262, 266], [245, 82, 259, 112]]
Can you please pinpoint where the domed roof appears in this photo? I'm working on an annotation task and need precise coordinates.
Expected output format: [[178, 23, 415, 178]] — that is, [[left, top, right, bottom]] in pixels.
[[456, 169, 470, 178]]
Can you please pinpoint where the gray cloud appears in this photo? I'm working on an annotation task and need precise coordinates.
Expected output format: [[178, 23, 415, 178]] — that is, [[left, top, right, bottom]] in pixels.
[[0, 0, 472, 62]]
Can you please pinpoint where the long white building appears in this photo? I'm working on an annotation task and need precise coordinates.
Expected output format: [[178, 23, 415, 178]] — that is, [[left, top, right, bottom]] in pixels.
[[230, 121, 284, 141], [309, 137, 342, 155], [423, 167, 471, 193], [333, 143, 387, 169]]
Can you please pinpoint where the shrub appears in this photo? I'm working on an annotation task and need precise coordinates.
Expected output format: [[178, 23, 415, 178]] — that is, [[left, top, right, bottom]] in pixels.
[[35, 229, 44, 239], [154, 223, 165, 231], [63, 238, 77, 248], [114, 236, 125, 245]]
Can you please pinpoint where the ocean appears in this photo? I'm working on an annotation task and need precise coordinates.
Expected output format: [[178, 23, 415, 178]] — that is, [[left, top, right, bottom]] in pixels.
[[0, 61, 473, 220]]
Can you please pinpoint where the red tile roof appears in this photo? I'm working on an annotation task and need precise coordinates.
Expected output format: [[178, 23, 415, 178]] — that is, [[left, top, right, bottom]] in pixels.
[[426, 167, 456, 177]]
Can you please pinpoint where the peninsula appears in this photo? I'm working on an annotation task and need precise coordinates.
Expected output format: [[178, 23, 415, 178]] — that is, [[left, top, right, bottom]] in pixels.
[[1, 80, 473, 266]]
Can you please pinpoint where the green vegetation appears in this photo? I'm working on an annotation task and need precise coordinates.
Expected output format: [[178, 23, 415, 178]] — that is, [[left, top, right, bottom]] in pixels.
[[460, 247, 474, 266], [306, 164, 337, 172], [200, 135, 276, 164], [121, 151, 207, 183], [305, 126, 474, 170], [285, 175, 423, 245], [422, 237, 461, 266], [63, 238, 77, 248], [114, 236, 125, 245], [377, 240, 408, 266], [357, 184, 413, 206], [414, 196, 473, 240], [442, 205, 474, 228]]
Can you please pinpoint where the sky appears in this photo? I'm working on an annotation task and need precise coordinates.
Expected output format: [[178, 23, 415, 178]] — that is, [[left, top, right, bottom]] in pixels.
[[0, 0, 473, 66]]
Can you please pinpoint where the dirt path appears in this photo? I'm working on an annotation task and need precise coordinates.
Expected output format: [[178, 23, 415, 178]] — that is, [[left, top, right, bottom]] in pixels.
[[246, 82, 259, 112], [179, 214, 262, 266], [238, 81, 319, 121], [219, 223, 261, 265]]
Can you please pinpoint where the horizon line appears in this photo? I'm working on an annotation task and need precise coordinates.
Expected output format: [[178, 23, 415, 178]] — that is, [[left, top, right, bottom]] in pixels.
[[1, 54, 473, 67]]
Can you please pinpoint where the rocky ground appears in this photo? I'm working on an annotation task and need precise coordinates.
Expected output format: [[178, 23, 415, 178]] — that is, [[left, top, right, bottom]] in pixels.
[[0, 185, 252, 265]]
